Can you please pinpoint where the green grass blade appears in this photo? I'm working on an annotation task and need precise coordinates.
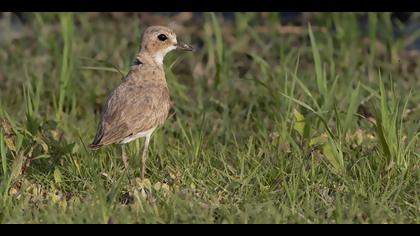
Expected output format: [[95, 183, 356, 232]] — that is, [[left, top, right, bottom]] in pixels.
[[0, 133, 7, 175], [308, 23, 327, 99], [343, 82, 360, 133], [57, 13, 74, 121]]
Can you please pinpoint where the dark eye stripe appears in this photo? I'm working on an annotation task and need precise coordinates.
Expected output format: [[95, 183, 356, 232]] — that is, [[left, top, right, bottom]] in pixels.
[[158, 34, 168, 41]]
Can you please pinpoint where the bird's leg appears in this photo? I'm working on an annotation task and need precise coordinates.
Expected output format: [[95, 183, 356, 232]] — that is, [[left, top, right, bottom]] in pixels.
[[121, 145, 129, 170], [141, 134, 151, 180]]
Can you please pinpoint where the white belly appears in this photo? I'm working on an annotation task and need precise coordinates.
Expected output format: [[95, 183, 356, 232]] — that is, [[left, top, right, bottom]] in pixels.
[[119, 127, 155, 144]]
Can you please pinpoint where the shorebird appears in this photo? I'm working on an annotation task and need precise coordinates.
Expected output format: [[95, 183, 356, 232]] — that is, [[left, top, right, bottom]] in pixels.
[[89, 26, 193, 180]]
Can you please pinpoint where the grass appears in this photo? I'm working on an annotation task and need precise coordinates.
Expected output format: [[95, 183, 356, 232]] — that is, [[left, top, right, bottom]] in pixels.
[[0, 12, 419, 223]]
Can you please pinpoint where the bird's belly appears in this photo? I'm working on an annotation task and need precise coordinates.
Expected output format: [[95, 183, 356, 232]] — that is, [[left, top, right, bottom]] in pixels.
[[119, 127, 156, 144]]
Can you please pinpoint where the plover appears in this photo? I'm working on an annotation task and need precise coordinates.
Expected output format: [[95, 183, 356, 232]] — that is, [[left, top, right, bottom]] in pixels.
[[89, 25, 193, 180]]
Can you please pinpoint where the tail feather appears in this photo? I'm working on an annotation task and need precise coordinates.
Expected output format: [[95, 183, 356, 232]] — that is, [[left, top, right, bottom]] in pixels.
[[89, 133, 104, 150], [88, 143, 103, 150], [90, 122, 104, 150]]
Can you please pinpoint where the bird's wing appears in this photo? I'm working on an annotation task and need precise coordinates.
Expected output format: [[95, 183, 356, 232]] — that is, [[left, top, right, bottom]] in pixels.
[[91, 74, 170, 147]]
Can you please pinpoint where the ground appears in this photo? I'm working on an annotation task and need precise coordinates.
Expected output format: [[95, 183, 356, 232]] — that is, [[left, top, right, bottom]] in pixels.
[[0, 12, 419, 223]]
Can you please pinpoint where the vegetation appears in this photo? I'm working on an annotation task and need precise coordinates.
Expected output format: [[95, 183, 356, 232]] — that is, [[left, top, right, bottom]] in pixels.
[[0, 12, 419, 223]]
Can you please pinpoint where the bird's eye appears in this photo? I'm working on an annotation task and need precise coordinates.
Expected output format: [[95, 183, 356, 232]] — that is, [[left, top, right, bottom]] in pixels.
[[158, 34, 168, 41], [134, 58, 142, 65]]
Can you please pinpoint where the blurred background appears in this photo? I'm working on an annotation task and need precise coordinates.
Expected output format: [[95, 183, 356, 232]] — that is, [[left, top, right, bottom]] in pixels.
[[1, 12, 419, 49]]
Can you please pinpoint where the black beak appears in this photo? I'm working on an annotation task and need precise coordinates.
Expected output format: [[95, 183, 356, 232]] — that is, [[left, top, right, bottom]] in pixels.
[[175, 41, 194, 51]]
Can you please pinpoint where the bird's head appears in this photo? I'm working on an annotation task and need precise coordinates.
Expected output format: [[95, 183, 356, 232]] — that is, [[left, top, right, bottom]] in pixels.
[[140, 26, 193, 65]]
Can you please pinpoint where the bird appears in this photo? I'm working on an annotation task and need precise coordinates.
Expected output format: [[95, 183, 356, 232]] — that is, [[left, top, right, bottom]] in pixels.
[[89, 25, 193, 180]]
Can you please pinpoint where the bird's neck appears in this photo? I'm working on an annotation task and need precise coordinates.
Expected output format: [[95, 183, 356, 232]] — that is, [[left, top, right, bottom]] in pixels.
[[137, 47, 174, 66], [128, 50, 168, 84], [136, 51, 160, 67]]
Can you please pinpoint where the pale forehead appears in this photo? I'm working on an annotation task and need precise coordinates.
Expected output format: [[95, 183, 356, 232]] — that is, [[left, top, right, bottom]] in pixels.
[[143, 26, 176, 37]]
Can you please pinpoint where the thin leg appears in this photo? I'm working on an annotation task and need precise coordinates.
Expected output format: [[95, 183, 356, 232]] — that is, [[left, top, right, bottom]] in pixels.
[[121, 145, 129, 169], [141, 134, 151, 180]]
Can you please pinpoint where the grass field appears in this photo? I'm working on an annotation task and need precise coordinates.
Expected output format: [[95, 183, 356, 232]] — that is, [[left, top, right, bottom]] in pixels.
[[0, 12, 419, 223]]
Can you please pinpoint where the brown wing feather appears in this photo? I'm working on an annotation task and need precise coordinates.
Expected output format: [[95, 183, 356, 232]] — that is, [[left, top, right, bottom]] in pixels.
[[90, 66, 170, 148]]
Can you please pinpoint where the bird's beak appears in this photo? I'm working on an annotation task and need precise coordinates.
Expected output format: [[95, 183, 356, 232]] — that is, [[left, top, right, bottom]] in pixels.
[[175, 41, 194, 51]]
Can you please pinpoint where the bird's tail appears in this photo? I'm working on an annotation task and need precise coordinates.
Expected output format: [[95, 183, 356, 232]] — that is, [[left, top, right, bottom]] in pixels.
[[88, 143, 103, 150]]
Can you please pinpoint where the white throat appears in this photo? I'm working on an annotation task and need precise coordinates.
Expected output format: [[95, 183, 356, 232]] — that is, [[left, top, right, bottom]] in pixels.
[[153, 45, 176, 65]]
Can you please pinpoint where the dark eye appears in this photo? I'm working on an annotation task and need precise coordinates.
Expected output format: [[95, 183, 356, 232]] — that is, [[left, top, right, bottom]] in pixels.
[[134, 58, 142, 65], [158, 34, 167, 41]]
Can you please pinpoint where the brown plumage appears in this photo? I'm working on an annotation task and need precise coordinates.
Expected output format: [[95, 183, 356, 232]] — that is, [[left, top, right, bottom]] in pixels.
[[89, 26, 193, 179], [90, 64, 170, 149]]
